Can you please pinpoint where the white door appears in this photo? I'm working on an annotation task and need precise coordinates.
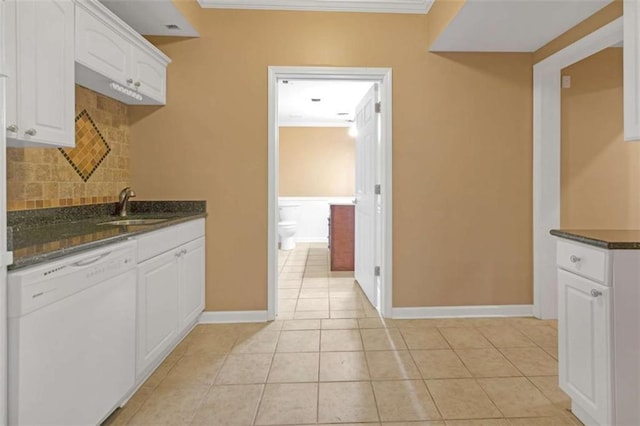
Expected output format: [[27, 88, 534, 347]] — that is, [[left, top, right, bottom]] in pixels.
[[354, 84, 379, 308], [558, 270, 611, 425], [179, 237, 206, 329], [0, 60, 8, 426], [137, 251, 180, 378]]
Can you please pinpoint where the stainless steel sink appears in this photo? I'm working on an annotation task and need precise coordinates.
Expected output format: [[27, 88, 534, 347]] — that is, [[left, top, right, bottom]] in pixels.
[[97, 218, 169, 226]]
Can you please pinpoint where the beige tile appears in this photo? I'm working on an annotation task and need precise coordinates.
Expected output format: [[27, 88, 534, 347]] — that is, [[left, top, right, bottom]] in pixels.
[[232, 331, 280, 354], [445, 420, 509, 426], [255, 383, 318, 425], [507, 415, 576, 425], [321, 329, 364, 351], [143, 352, 182, 389], [214, 353, 273, 384], [278, 280, 302, 289], [361, 328, 407, 351], [331, 309, 366, 318], [373, 380, 441, 422], [280, 272, 304, 280], [500, 348, 558, 376], [296, 298, 330, 311], [477, 327, 537, 348], [426, 379, 502, 420], [320, 351, 370, 381], [298, 289, 329, 298], [283, 319, 321, 330], [400, 328, 449, 350], [276, 311, 294, 319], [162, 353, 226, 386], [277, 330, 320, 352], [190, 384, 263, 425], [278, 299, 298, 312], [528, 376, 571, 409], [322, 318, 359, 329], [268, 352, 319, 383], [384, 422, 445, 426], [278, 288, 300, 299], [359, 317, 395, 329], [185, 332, 237, 356], [395, 319, 440, 328], [518, 326, 558, 348], [439, 328, 493, 349], [478, 377, 558, 418], [455, 349, 521, 378], [366, 350, 422, 380], [102, 386, 153, 426], [282, 265, 306, 273], [318, 381, 379, 423], [411, 350, 472, 379], [129, 383, 208, 425], [331, 298, 363, 310], [293, 310, 330, 319]]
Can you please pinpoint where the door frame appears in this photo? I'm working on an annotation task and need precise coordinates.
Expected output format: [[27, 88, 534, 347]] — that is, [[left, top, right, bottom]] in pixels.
[[532, 17, 623, 319], [267, 66, 393, 320]]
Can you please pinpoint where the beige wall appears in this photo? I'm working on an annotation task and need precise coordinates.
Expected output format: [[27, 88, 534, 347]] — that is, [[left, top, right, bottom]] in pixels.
[[534, 0, 622, 63], [130, 3, 534, 311], [561, 48, 640, 229], [279, 127, 355, 197], [6, 86, 130, 211]]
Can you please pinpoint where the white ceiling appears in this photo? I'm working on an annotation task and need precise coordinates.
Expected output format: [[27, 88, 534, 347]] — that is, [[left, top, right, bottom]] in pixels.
[[431, 0, 614, 52], [197, 0, 434, 14], [99, 0, 199, 37], [278, 80, 375, 127]]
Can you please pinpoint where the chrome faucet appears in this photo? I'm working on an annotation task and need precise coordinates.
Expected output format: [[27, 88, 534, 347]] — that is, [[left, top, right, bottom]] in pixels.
[[117, 187, 136, 217]]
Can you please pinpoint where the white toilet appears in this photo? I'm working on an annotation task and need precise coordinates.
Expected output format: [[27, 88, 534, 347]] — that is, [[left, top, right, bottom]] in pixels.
[[278, 203, 300, 250]]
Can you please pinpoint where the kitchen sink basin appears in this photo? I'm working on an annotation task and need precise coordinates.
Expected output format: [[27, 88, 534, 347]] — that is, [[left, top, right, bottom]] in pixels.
[[98, 218, 169, 226]]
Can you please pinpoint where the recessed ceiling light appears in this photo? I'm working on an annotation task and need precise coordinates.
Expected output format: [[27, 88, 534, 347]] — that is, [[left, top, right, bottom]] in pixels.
[[337, 112, 349, 116], [165, 24, 181, 30], [311, 98, 321, 102]]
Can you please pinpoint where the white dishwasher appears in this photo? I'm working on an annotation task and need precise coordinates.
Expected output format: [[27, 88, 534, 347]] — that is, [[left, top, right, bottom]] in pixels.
[[7, 240, 137, 426]]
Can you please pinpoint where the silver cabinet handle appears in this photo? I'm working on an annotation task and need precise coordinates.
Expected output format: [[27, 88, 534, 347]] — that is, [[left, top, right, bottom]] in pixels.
[[591, 289, 602, 297], [6, 124, 18, 132], [127, 78, 133, 85], [181, 249, 187, 255], [570, 255, 581, 263], [134, 81, 141, 87], [25, 128, 37, 136]]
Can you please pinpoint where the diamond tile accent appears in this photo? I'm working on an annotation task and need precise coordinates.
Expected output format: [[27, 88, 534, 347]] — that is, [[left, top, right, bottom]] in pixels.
[[59, 110, 111, 182]]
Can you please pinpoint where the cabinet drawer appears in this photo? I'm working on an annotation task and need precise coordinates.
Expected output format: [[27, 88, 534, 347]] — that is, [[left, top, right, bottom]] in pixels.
[[557, 240, 609, 285], [136, 219, 205, 263]]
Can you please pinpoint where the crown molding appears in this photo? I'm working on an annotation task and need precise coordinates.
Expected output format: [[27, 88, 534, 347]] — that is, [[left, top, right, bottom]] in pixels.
[[197, 0, 434, 14]]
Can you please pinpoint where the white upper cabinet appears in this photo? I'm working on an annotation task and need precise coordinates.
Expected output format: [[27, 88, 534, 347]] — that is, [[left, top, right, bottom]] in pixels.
[[5, 0, 75, 148], [75, 0, 171, 106], [624, 0, 640, 141]]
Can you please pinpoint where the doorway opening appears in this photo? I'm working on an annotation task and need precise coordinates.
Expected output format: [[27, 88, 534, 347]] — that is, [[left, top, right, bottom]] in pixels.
[[267, 67, 393, 321]]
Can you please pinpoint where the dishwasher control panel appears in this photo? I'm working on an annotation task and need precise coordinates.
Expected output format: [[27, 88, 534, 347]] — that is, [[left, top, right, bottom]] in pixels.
[[8, 240, 138, 317]]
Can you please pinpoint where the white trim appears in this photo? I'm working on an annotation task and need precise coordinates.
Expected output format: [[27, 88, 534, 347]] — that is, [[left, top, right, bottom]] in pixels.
[[197, 0, 434, 14], [199, 311, 269, 323], [392, 305, 534, 319], [533, 17, 623, 320], [624, 0, 640, 141], [268, 66, 393, 320]]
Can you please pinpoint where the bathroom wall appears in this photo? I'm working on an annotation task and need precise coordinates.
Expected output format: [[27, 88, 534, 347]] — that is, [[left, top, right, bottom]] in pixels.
[[6, 86, 131, 211], [561, 47, 640, 228], [279, 127, 355, 197]]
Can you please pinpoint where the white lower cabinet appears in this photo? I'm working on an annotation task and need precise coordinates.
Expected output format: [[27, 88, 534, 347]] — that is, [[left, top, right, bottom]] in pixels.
[[134, 219, 206, 380], [558, 269, 611, 425], [136, 250, 180, 376]]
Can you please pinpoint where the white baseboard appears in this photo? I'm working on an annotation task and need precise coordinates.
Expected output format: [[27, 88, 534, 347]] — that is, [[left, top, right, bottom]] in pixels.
[[391, 305, 534, 319], [199, 310, 269, 323]]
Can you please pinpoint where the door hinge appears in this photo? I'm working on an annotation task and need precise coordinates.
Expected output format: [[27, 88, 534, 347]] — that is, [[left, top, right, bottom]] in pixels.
[[374, 266, 381, 277], [374, 184, 381, 195], [375, 102, 381, 113]]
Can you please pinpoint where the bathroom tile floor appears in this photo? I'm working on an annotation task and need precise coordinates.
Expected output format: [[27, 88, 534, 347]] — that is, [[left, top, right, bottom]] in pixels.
[[103, 243, 582, 426]]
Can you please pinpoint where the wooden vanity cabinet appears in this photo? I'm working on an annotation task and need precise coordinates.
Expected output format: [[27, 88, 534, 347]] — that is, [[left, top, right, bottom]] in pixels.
[[329, 204, 355, 271]]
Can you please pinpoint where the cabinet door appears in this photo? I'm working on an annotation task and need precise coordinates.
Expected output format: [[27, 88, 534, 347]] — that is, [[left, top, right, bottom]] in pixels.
[[131, 48, 167, 104], [137, 250, 180, 378], [14, 0, 74, 146], [76, 6, 131, 86], [558, 270, 611, 425], [4, 0, 17, 137], [179, 238, 205, 329]]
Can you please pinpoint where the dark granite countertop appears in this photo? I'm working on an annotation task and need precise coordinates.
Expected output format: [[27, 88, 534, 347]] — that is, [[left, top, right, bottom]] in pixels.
[[8, 201, 206, 270], [550, 229, 640, 250]]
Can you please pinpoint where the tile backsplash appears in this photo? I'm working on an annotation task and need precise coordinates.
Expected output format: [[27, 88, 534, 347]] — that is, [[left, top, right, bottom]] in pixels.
[[7, 86, 130, 211]]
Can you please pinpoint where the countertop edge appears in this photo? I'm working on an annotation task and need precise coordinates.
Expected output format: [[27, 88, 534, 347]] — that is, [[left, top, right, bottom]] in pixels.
[[8, 213, 207, 271], [550, 229, 640, 250]]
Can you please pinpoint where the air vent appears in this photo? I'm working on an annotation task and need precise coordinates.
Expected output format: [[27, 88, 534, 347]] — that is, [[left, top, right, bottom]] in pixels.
[[311, 98, 321, 102], [337, 112, 349, 116], [165, 24, 181, 30]]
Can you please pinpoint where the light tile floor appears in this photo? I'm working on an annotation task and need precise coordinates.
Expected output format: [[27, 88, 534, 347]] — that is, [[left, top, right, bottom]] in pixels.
[[104, 243, 581, 426]]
